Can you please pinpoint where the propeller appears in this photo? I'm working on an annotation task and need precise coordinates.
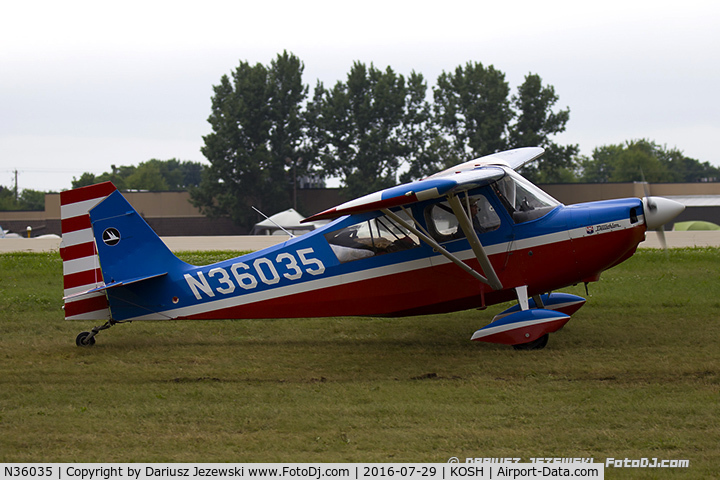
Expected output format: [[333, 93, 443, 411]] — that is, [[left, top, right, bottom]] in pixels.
[[639, 171, 685, 248]]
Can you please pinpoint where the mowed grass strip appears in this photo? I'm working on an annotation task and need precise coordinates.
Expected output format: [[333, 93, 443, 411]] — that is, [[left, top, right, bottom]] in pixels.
[[0, 249, 718, 475]]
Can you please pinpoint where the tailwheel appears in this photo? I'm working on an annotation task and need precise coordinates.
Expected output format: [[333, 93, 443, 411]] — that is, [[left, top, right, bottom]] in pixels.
[[75, 320, 115, 347], [76, 331, 96, 347], [512, 333, 549, 351]]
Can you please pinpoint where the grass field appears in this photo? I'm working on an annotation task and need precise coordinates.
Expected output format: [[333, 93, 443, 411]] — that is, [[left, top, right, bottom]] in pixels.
[[1, 248, 718, 477]]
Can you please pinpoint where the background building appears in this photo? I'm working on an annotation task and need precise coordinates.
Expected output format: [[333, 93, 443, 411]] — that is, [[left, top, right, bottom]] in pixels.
[[1, 183, 719, 237]]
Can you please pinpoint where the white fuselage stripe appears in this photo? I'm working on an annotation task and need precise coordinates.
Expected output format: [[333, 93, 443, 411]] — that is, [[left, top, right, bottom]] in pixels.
[[130, 220, 639, 321], [132, 256, 434, 320], [66, 309, 111, 321]]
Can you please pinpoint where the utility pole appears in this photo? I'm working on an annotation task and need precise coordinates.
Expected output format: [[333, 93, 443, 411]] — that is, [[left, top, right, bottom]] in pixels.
[[13, 169, 18, 202]]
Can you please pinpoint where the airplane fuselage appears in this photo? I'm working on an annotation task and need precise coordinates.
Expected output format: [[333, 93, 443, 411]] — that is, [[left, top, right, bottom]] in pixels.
[[104, 194, 646, 322], [62, 147, 683, 348]]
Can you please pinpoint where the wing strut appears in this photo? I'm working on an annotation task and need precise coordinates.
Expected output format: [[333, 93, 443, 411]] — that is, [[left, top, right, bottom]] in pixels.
[[381, 208, 501, 290], [446, 194, 503, 290]]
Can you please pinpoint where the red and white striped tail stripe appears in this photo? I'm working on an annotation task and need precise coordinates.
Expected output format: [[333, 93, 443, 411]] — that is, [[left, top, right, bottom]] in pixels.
[[60, 182, 117, 320]]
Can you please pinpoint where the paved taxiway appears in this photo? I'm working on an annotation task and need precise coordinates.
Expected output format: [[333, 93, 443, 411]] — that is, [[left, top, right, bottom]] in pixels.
[[2, 232, 720, 253]]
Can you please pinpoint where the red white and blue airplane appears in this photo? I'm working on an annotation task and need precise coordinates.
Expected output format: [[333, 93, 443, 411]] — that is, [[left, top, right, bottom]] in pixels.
[[61, 147, 684, 350]]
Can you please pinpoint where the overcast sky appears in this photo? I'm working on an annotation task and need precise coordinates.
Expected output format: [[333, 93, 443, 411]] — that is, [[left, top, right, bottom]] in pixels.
[[2, 0, 719, 192]]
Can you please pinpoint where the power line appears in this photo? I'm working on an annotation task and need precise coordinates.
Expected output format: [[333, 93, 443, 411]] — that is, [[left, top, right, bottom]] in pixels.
[[2, 168, 106, 174]]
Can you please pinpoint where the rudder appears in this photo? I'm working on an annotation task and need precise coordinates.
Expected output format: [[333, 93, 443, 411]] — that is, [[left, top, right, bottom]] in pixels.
[[60, 182, 117, 320]]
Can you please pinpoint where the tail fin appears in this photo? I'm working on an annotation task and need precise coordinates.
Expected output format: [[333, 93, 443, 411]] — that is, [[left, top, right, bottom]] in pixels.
[[60, 182, 117, 320], [89, 189, 187, 288], [62, 185, 189, 322], [90, 189, 192, 321]]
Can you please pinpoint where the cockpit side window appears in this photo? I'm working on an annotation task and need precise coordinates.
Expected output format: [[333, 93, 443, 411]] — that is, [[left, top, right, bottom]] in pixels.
[[492, 169, 560, 223], [424, 193, 501, 244], [324, 210, 420, 263]]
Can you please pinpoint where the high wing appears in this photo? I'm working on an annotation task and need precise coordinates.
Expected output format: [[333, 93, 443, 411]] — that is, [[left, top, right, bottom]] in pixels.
[[426, 146, 544, 178], [302, 147, 543, 223], [302, 167, 505, 222]]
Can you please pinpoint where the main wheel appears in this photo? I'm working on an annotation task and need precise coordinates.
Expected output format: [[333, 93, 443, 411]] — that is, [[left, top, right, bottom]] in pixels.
[[76, 331, 96, 347], [512, 333, 549, 351]]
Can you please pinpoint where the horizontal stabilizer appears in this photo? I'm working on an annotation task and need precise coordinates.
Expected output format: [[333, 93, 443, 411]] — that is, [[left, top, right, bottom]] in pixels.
[[471, 309, 570, 345], [63, 272, 168, 301]]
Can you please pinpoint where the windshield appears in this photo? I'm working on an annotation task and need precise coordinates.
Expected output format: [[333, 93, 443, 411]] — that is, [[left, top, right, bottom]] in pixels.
[[492, 168, 560, 223]]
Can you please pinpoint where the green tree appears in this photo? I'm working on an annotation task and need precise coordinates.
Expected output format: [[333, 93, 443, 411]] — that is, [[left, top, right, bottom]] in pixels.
[[19, 189, 46, 210], [508, 74, 579, 183], [72, 166, 125, 189], [398, 72, 450, 182], [0, 185, 13, 210], [658, 146, 720, 182], [71, 160, 204, 190], [308, 62, 426, 198], [433, 62, 512, 161], [124, 162, 169, 191], [577, 144, 621, 183], [612, 140, 672, 182], [71, 172, 98, 189], [308, 61, 577, 187], [192, 51, 308, 228], [179, 160, 204, 188], [0, 186, 45, 211], [577, 139, 718, 183]]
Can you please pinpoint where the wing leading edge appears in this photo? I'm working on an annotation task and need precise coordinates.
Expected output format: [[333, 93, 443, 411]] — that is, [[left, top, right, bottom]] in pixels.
[[303, 166, 505, 222], [426, 146, 544, 179]]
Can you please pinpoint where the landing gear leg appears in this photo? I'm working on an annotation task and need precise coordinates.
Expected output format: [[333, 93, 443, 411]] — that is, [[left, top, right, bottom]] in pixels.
[[76, 320, 114, 347]]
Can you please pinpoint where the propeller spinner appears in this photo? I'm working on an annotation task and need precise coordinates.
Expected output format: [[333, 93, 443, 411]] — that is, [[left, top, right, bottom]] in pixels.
[[642, 196, 685, 248]]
